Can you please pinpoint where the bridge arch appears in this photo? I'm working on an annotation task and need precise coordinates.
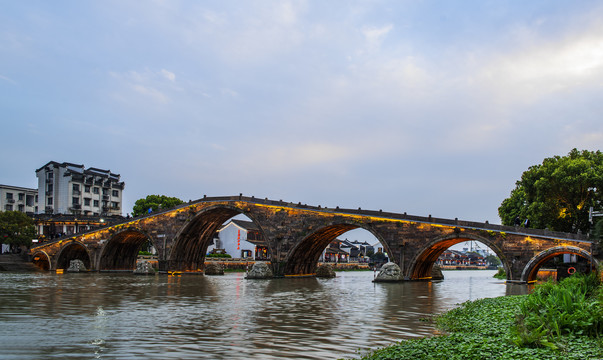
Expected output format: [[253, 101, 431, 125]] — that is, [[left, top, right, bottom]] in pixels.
[[98, 228, 152, 271], [56, 241, 91, 270], [283, 222, 389, 276], [32, 250, 51, 271], [168, 204, 270, 272], [521, 246, 598, 283], [408, 232, 508, 280]]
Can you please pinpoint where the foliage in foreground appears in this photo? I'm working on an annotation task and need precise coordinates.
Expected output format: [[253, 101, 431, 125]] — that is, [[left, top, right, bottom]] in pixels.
[[512, 272, 603, 348], [356, 273, 603, 360]]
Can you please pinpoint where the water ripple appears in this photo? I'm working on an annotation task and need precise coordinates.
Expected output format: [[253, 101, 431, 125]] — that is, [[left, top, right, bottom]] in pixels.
[[0, 270, 521, 359]]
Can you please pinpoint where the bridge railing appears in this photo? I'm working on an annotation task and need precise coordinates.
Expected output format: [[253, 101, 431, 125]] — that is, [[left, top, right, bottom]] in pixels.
[[187, 195, 591, 242]]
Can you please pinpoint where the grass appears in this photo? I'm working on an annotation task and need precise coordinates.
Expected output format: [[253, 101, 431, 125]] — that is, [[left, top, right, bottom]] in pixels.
[[223, 268, 247, 272], [354, 272, 603, 360], [493, 267, 506, 279]]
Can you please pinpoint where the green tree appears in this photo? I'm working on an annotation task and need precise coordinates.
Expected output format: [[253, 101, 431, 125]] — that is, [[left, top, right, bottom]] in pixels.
[[0, 211, 37, 249], [485, 254, 501, 266], [132, 195, 184, 217], [498, 149, 603, 233], [594, 219, 603, 244]]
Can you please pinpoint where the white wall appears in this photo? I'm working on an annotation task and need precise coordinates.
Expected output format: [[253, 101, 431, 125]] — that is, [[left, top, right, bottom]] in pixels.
[[209, 222, 258, 259]]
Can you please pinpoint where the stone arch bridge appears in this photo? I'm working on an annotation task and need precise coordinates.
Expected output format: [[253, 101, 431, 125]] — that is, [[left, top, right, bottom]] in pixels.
[[29, 195, 598, 283]]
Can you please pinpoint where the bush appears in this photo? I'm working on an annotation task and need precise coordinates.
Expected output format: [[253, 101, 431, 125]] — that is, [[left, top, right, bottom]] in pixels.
[[206, 253, 232, 258], [511, 272, 603, 348], [493, 267, 506, 279]]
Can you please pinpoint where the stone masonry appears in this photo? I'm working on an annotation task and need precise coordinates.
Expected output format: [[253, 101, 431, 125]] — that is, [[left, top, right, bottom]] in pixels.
[[30, 195, 598, 283]]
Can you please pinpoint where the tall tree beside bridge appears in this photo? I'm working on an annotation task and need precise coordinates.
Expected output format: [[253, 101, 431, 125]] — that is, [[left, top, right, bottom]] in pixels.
[[498, 148, 603, 234], [132, 195, 184, 217], [0, 211, 37, 249]]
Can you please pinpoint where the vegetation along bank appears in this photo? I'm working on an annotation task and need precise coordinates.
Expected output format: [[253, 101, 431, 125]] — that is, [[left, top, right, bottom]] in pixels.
[[353, 272, 603, 360]]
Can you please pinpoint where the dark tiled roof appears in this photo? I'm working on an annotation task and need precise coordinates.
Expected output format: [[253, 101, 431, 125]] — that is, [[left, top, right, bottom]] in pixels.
[[229, 219, 260, 231]]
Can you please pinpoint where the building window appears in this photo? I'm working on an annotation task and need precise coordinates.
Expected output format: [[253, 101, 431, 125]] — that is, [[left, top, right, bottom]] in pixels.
[[72, 197, 79, 205], [18, 204, 24, 212], [84, 185, 90, 193], [5, 204, 12, 211], [47, 184, 53, 192], [73, 184, 80, 191], [35, 195, 38, 202], [102, 188, 108, 195], [18, 193, 24, 201], [84, 198, 91, 206], [47, 197, 53, 205], [93, 200, 99, 207], [6, 192, 13, 200], [112, 190, 119, 197], [93, 187, 99, 194], [111, 201, 119, 209]]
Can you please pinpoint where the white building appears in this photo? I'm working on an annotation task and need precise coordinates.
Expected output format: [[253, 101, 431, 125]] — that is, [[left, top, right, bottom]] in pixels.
[[35, 161, 125, 216], [0, 184, 38, 213], [208, 220, 269, 260]]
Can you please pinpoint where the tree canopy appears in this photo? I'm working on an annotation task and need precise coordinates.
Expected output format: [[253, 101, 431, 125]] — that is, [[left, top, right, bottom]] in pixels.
[[485, 254, 501, 266], [132, 195, 184, 217], [0, 211, 37, 249], [498, 148, 603, 234]]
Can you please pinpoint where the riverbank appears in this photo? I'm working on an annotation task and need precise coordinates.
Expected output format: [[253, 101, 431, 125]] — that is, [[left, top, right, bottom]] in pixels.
[[355, 273, 603, 360], [0, 254, 39, 272]]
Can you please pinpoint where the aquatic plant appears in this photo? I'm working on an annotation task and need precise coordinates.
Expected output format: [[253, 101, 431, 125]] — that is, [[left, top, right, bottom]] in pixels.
[[511, 272, 603, 348], [354, 271, 603, 360]]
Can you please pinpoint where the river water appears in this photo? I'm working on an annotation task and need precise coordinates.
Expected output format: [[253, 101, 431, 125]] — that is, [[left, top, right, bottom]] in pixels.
[[0, 270, 527, 360]]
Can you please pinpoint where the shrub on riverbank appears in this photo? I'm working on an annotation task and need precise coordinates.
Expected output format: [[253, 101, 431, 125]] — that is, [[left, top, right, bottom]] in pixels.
[[206, 253, 232, 258], [512, 272, 602, 349], [355, 273, 603, 360], [493, 267, 506, 279]]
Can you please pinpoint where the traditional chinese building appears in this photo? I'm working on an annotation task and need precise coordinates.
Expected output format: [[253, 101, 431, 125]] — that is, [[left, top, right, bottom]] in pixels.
[[208, 219, 270, 260]]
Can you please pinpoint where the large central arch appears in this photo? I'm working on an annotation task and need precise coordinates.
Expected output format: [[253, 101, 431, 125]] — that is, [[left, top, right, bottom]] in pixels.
[[283, 222, 389, 275], [168, 205, 269, 272], [408, 233, 507, 280]]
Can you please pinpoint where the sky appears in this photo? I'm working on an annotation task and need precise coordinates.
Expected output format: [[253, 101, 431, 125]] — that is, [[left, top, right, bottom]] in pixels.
[[2, 0, 603, 239]]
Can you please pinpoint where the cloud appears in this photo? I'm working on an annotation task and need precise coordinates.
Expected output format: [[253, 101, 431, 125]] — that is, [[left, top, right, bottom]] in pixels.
[[0, 74, 17, 85], [475, 23, 603, 105], [160, 69, 176, 82], [237, 142, 356, 175], [361, 24, 393, 50], [563, 132, 603, 150], [132, 84, 169, 104], [220, 88, 238, 97], [109, 68, 180, 105]]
